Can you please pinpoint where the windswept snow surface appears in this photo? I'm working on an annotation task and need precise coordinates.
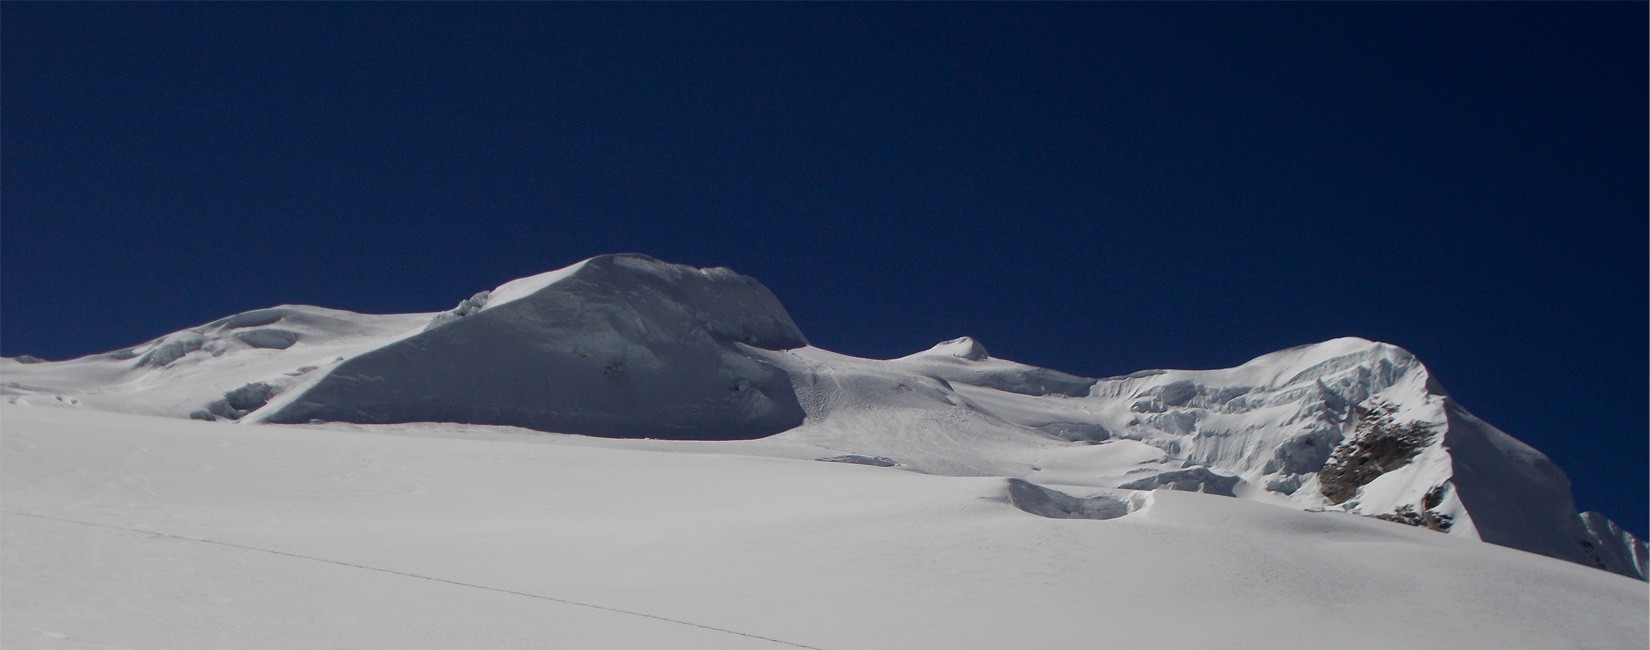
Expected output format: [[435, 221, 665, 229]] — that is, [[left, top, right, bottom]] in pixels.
[[3, 406, 1645, 650], [2, 254, 1644, 582]]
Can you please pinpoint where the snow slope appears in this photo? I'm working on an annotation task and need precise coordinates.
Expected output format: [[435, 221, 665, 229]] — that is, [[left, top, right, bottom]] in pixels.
[[3, 406, 1645, 650], [2, 254, 1643, 581], [0, 305, 430, 420], [752, 336, 1647, 580], [260, 254, 808, 440]]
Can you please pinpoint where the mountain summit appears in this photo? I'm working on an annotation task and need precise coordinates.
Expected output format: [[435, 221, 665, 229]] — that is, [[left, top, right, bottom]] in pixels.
[[262, 254, 809, 440], [3, 254, 1643, 580]]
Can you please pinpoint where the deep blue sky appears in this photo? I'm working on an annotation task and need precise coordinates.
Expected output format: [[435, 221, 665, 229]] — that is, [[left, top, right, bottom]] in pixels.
[[4, 4, 1644, 536]]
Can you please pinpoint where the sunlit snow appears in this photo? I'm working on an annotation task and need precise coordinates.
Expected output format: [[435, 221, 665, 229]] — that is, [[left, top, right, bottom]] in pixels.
[[3, 254, 1644, 648]]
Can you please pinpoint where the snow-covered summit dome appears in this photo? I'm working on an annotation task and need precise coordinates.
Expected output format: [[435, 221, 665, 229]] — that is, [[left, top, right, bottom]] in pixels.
[[262, 254, 809, 439], [429, 253, 808, 350], [924, 336, 990, 361]]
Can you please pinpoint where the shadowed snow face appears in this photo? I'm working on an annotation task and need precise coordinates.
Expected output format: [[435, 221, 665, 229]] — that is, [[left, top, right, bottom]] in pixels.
[[264, 255, 808, 440]]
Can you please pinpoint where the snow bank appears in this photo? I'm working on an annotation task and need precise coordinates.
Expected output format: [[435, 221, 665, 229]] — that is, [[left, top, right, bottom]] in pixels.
[[1006, 479, 1145, 520]]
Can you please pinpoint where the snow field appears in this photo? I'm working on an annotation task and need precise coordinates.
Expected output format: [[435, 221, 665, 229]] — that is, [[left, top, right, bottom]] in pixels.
[[3, 406, 1643, 649]]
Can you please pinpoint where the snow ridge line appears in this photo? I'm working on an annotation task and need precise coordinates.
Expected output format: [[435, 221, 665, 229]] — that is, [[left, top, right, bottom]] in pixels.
[[3, 510, 825, 650]]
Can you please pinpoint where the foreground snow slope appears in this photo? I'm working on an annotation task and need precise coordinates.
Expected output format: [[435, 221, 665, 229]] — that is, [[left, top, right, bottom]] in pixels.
[[2, 254, 1643, 579], [3, 406, 1644, 650]]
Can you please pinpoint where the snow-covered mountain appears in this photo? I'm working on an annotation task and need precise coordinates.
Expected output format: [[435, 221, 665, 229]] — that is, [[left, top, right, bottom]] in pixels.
[[4, 253, 1644, 583]]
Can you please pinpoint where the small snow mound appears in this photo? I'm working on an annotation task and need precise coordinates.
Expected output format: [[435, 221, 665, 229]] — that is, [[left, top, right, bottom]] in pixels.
[[136, 333, 207, 368], [234, 329, 301, 350], [1007, 479, 1144, 520], [205, 305, 374, 333], [1117, 467, 1240, 496], [1032, 422, 1111, 443], [192, 381, 280, 421], [211, 309, 289, 330], [927, 336, 990, 361], [816, 454, 897, 467], [425, 291, 492, 331]]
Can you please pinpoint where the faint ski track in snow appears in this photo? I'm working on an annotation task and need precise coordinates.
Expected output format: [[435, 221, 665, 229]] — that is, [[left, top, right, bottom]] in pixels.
[[3, 510, 826, 650]]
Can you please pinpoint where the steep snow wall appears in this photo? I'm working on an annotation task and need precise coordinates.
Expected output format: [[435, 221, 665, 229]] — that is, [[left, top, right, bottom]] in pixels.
[[1440, 403, 1645, 576], [263, 255, 808, 440], [1581, 512, 1650, 579]]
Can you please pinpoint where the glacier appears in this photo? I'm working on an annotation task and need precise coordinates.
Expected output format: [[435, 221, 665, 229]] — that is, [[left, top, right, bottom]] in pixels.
[[3, 253, 1644, 583], [6, 405, 1643, 649]]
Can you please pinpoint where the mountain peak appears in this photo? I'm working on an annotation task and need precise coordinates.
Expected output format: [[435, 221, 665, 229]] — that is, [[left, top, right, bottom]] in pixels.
[[261, 255, 809, 439]]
